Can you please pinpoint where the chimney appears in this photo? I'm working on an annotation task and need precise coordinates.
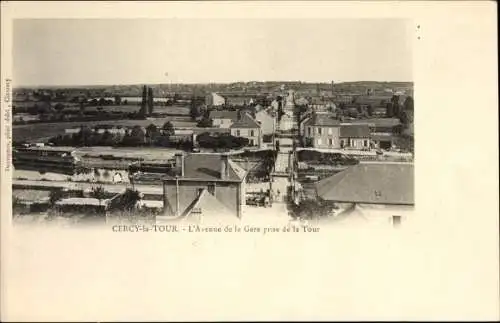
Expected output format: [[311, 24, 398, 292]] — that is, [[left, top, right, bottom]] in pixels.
[[220, 154, 229, 180], [175, 153, 184, 177]]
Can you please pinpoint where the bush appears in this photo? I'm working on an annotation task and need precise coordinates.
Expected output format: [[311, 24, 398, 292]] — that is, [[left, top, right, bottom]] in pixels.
[[197, 133, 249, 150], [290, 198, 337, 219]]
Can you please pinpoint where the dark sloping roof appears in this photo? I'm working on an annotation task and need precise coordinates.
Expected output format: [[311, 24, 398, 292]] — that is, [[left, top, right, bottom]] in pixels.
[[315, 163, 414, 205], [354, 95, 393, 106], [230, 113, 261, 129], [184, 188, 235, 218], [165, 153, 246, 182], [340, 124, 370, 138], [209, 110, 238, 120], [348, 118, 401, 128], [303, 113, 340, 127]]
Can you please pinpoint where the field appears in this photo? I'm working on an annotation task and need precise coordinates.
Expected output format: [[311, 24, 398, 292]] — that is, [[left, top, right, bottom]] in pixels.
[[13, 118, 197, 143], [60, 104, 190, 115]]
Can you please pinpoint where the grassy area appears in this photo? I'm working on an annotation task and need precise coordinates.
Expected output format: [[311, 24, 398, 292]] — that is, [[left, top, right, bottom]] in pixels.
[[13, 118, 197, 143]]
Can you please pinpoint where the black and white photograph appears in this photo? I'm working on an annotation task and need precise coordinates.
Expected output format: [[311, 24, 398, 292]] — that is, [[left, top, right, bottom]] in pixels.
[[1, 2, 498, 322], [10, 18, 414, 227]]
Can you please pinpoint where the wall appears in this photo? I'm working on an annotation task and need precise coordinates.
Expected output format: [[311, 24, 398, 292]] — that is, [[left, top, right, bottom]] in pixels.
[[163, 180, 241, 217], [230, 128, 261, 147], [255, 111, 275, 135], [304, 125, 341, 149], [340, 137, 370, 149], [356, 204, 414, 227], [206, 93, 225, 107], [212, 118, 233, 128]]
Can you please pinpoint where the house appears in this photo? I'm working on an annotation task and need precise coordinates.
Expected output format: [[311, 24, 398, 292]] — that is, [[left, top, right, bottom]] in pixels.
[[230, 112, 262, 147], [209, 110, 238, 128], [205, 92, 226, 107], [301, 113, 341, 149], [255, 109, 276, 136], [162, 153, 247, 220], [225, 96, 251, 107], [348, 118, 402, 150], [339, 124, 371, 150], [314, 162, 414, 226]]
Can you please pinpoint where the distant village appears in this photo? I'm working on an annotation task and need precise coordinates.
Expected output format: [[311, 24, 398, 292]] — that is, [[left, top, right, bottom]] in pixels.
[[12, 81, 414, 228]]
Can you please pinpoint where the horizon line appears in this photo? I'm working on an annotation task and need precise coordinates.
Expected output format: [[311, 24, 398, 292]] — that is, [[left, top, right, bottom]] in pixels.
[[13, 80, 414, 89]]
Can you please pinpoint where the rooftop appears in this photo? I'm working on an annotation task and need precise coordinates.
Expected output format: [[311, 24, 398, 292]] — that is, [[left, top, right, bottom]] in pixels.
[[230, 112, 261, 129], [209, 110, 238, 120], [165, 153, 246, 182], [315, 163, 414, 205], [346, 118, 401, 128], [304, 113, 340, 127], [340, 124, 371, 138]]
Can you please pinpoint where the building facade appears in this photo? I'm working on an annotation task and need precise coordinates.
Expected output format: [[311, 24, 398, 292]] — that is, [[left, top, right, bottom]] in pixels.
[[205, 92, 226, 107], [162, 153, 247, 219], [339, 124, 371, 150], [254, 109, 276, 136], [302, 113, 341, 149], [209, 110, 238, 128], [314, 162, 414, 227], [229, 112, 262, 147]]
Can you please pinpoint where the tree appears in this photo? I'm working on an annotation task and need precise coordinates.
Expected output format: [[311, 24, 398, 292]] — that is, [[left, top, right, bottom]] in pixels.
[[366, 104, 373, 116], [197, 118, 212, 128], [290, 198, 337, 219], [74, 125, 93, 146], [190, 97, 202, 120], [100, 130, 116, 146], [114, 95, 122, 105], [90, 185, 106, 206], [128, 125, 146, 146], [120, 188, 142, 210], [145, 124, 159, 145], [79, 102, 85, 116], [403, 96, 414, 112], [147, 87, 154, 116], [140, 85, 147, 117], [162, 121, 175, 136], [385, 102, 395, 118], [49, 189, 64, 207], [54, 103, 65, 112], [391, 95, 401, 117], [98, 98, 107, 106]]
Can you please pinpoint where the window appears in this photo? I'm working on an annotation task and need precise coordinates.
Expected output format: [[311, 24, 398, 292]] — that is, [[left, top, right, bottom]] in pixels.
[[249, 139, 255, 146], [250, 130, 255, 137], [317, 138, 322, 146], [236, 130, 240, 137], [318, 127, 322, 135], [308, 127, 312, 136], [328, 128, 333, 135], [364, 140, 368, 147], [328, 138, 333, 146], [352, 140, 356, 147]]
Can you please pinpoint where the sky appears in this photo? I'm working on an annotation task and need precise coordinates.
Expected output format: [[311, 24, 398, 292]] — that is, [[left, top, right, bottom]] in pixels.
[[13, 19, 412, 86]]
